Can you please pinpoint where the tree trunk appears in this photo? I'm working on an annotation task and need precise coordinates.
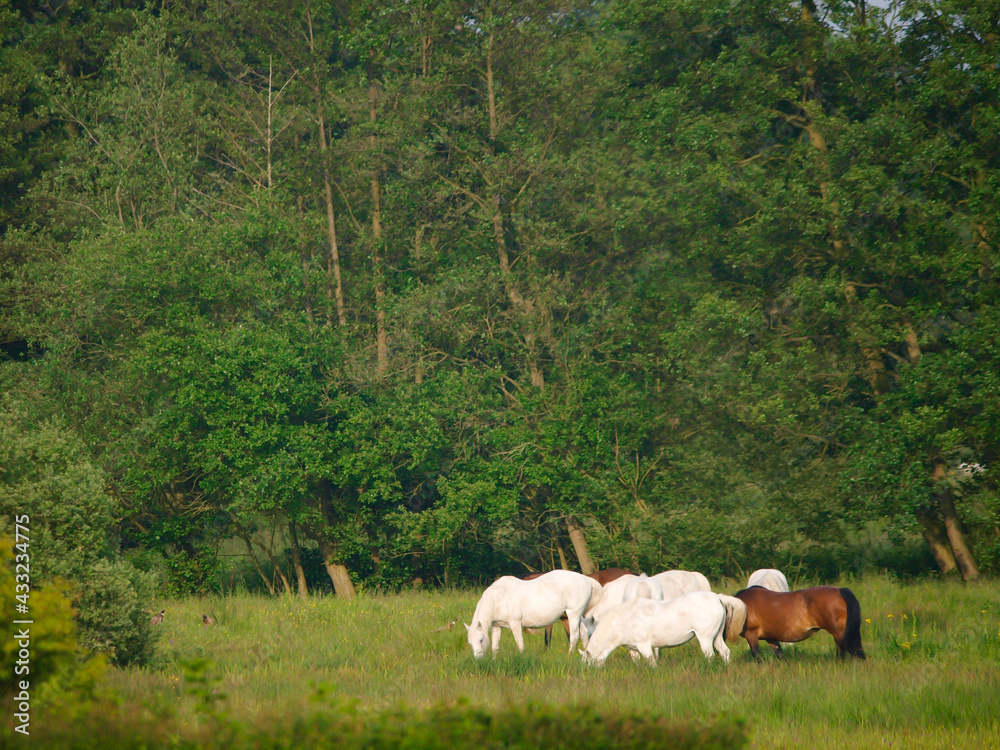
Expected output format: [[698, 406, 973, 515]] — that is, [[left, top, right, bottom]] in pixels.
[[932, 461, 980, 581], [256, 531, 293, 596], [422, 34, 433, 77], [915, 507, 959, 575], [289, 522, 309, 599], [369, 76, 389, 377], [565, 517, 595, 574], [305, 9, 346, 327], [484, 34, 544, 389], [904, 333, 969, 578], [317, 538, 357, 599], [296, 193, 315, 328], [556, 540, 569, 570], [486, 32, 499, 140], [845, 282, 889, 395], [322, 169, 347, 327], [239, 532, 277, 596]]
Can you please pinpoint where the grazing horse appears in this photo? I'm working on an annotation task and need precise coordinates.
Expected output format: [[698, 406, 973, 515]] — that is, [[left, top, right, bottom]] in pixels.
[[582, 591, 736, 667], [580, 574, 646, 643], [522, 568, 631, 647], [467, 570, 601, 657], [584, 573, 667, 652], [735, 585, 866, 662], [622, 573, 665, 604], [651, 569, 712, 600], [747, 568, 790, 593], [746, 569, 793, 647]]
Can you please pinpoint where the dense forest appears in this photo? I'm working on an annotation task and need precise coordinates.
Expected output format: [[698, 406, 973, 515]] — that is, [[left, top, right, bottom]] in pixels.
[[1, 0, 998, 659]]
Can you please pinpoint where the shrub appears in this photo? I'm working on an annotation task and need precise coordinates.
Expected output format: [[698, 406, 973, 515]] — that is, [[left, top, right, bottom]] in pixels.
[[0, 403, 159, 666], [73, 559, 158, 667], [21, 699, 747, 750], [0, 412, 116, 583], [0, 538, 84, 701]]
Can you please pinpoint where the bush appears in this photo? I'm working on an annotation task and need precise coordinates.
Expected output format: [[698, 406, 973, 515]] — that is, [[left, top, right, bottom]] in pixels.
[[0, 403, 159, 666], [0, 412, 116, 583], [0, 538, 86, 701], [73, 559, 159, 667], [21, 699, 747, 750]]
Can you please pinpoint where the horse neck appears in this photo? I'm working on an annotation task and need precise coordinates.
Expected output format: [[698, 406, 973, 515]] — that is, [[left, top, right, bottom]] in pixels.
[[473, 590, 496, 628]]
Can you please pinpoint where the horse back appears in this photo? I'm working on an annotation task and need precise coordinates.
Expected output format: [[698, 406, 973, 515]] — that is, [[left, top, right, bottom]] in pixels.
[[590, 568, 632, 586], [738, 585, 853, 640]]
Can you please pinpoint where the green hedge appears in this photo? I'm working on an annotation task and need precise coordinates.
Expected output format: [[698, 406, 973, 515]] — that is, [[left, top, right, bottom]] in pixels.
[[18, 700, 746, 749]]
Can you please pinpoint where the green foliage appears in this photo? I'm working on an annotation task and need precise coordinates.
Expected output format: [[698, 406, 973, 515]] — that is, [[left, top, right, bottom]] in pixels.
[[0, 404, 115, 582], [0, 400, 159, 665], [20, 697, 746, 750], [0, 537, 94, 701], [2, 0, 999, 589], [73, 558, 158, 667]]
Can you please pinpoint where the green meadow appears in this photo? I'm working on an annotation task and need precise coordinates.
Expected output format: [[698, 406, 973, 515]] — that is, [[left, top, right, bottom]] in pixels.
[[29, 575, 1000, 748]]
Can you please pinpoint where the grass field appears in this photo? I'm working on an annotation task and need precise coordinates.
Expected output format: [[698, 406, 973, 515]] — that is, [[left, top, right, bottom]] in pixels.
[[52, 575, 1000, 748]]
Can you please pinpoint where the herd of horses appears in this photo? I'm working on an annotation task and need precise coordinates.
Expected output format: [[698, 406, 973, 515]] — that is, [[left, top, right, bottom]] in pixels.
[[465, 566, 867, 666]]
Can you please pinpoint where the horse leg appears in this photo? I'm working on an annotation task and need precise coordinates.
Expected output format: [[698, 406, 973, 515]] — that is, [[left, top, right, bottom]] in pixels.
[[695, 632, 717, 661], [637, 643, 657, 666], [544, 624, 553, 648], [565, 613, 583, 654], [491, 624, 503, 654], [744, 631, 764, 663], [713, 628, 731, 664], [510, 621, 526, 652], [767, 640, 784, 660], [579, 616, 595, 650]]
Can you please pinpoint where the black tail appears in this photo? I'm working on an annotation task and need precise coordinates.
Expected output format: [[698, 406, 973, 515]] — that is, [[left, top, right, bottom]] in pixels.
[[838, 587, 866, 659]]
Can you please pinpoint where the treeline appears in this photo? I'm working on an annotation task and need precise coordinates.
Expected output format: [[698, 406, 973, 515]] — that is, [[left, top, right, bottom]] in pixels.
[[1, 0, 998, 616]]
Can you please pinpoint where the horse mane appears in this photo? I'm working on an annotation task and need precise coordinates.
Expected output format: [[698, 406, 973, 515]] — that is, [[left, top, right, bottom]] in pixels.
[[838, 587, 866, 659], [470, 586, 496, 630]]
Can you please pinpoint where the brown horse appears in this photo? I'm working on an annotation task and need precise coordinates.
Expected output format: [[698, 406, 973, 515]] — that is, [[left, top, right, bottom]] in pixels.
[[734, 585, 866, 662], [522, 568, 632, 647]]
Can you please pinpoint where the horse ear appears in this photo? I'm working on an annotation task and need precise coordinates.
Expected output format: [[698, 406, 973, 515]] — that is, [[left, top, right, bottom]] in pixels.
[[464, 622, 471, 632]]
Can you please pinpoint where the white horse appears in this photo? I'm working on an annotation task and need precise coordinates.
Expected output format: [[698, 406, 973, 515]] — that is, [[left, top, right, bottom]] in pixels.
[[580, 573, 666, 649], [581, 591, 739, 667], [466, 570, 602, 657], [747, 568, 790, 592], [651, 569, 712, 600], [578, 573, 643, 642], [622, 573, 665, 603]]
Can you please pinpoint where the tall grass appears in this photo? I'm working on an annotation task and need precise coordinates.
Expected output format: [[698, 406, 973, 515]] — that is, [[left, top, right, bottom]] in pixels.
[[52, 574, 1000, 747]]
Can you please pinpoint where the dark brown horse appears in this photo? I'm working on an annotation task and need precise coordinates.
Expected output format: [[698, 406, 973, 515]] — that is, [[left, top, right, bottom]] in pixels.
[[522, 568, 632, 647], [734, 585, 866, 662]]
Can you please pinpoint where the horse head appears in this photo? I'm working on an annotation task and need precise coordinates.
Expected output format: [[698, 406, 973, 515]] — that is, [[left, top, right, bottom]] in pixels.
[[465, 621, 489, 658]]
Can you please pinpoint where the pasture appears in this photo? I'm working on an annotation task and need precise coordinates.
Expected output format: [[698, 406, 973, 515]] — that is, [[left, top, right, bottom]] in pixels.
[[39, 575, 1000, 748]]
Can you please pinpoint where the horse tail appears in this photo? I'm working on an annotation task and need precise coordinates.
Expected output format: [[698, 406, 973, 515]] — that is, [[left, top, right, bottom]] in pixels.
[[584, 577, 604, 617], [838, 587, 866, 659], [717, 594, 747, 642]]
